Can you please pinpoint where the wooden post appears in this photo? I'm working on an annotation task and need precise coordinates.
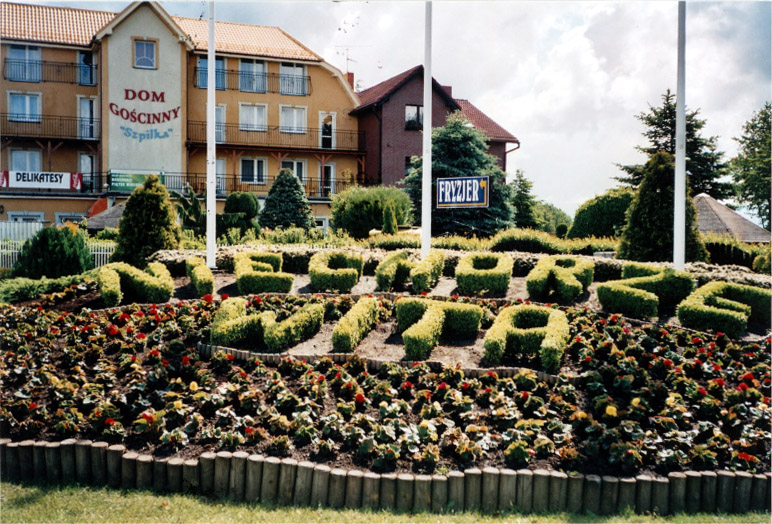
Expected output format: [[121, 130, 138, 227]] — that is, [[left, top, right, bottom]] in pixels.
[[90, 442, 109, 486], [183, 459, 199, 493], [229, 452, 248, 501], [683, 472, 701, 513], [245, 455, 264, 502], [33, 441, 47, 482], [549, 471, 568, 512], [121, 452, 138, 489], [396, 473, 414, 512], [153, 458, 168, 493], [464, 468, 482, 512], [199, 452, 216, 496], [60, 439, 76, 485], [106, 444, 124, 489], [700, 471, 717, 513], [277, 458, 298, 505], [379, 473, 397, 510], [498, 469, 516, 511], [668, 472, 686, 514], [651, 477, 669, 515], [44, 442, 61, 484], [733, 471, 753, 514], [532, 469, 550, 513], [6, 442, 20, 481], [310, 464, 331, 507], [345, 470, 364, 509], [213, 451, 232, 499], [566, 472, 584, 514], [168, 458, 184, 492], [294, 461, 315, 506], [328, 468, 347, 509], [136, 455, 154, 490], [716, 470, 735, 514], [362, 472, 381, 510], [750, 473, 768, 513], [583, 474, 601, 515], [260, 456, 281, 504], [447, 471, 465, 513], [0, 439, 9, 478], [413, 474, 432, 512], [479, 468, 499, 513], [635, 474, 652, 514], [74, 440, 91, 484], [617, 477, 636, 514], [431, 474, 448, 513], [516, 469, 533, 513], [600, 476, 619, 515]]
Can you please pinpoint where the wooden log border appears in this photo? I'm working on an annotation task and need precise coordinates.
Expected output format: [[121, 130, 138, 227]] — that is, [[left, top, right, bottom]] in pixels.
[[0, 439, 769, 515]]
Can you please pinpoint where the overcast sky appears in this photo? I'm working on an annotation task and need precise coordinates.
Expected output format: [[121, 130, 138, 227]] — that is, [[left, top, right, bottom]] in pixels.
[[39, 0, 772, 218]]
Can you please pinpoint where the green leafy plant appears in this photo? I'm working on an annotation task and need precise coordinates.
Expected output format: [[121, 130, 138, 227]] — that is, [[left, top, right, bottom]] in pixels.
[[13, 226, 94, 279]]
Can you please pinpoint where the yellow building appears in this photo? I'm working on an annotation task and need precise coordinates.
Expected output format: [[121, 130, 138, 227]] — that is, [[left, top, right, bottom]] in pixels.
[[0, 1, 364, 228]]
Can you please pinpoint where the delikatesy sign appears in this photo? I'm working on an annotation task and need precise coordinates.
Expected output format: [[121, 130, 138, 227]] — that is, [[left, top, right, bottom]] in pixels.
[[436, 176, 489, 208], [1, 171, 82, 190]]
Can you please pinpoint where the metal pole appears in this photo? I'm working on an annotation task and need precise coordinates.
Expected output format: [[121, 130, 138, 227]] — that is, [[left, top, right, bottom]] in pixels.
[[674, 1, 686, 269], [206, 1, 216, 268], [421, 0, 432, 259]]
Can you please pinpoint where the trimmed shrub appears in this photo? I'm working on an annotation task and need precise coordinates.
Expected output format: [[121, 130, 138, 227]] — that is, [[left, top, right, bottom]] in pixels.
[[0, 273, 89, 304], [483, 304, 570, 371], [375, 250, 414, 291], [396, 298, 483, 360], [753, 252, 770, 274], [308, 251, 363, 292], [489, 227, 618, 256], [525, 256, 594, 303], [234, 252, 293, 294], [596, 264, 694, 318], [186, 257, 214, 297], [702, 234, 758, 269], [331, 186, 413, 239], [12, 226, 94, 279], [410, 250, 445, 294], [264, 302, 324, 352], [211, 297, 276, 347], [259, 168, 315, 231], [331, 296, 379, 352], [676, 281, 771, 337], [382, 200, 398, 235], [455, 253, 513, 296], [218, 191, 260, 238], [98, 262, 174, 307], [568, 187, 634, 239]]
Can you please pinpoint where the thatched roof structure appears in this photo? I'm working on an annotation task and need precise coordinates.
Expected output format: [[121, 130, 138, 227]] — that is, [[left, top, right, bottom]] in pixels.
[[694, 193, 770, 244], [86, 202, 125, 232]]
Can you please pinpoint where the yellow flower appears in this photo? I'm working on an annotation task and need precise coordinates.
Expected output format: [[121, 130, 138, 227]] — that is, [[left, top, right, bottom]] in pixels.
[[189, 381, 198, 392], [173, 400, 183, 410], [605, 405, 618, 417], [631, 397, 641, 408]]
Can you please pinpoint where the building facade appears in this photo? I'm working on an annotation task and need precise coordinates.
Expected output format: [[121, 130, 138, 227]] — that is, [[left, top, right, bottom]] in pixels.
[[1, 1, 364, 227], [351, 65, 519, 187]]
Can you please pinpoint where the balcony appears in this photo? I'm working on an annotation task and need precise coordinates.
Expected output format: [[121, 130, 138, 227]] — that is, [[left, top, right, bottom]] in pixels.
[[1, 114, 100, 141], [193, 67, 311, 95], [3, 59, 97, 85], [187, 121, 365, 152], [181, 172, 362, 198]]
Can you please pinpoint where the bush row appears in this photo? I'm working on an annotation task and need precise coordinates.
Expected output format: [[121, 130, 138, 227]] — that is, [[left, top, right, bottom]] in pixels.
[[702, 233, 768, 270], [308, 251, 364, 293], [331, 297, 380, 353], [676, 281, 772, 338], [98, 262, 174, 307], [525, 256, 594, 303], [374, 250, 414, 291], [454, 253, 513, 296], [483, 304, 570, 372], [396, 298, 482, 360], [210, 297, 275, 347], [263, 302, 324, 353], [185, 257, 214, 297], [410, 250, 445, 294], [234, 252, 294, 294], [489, 228, 617, 256], [596, 264, 694, 318]]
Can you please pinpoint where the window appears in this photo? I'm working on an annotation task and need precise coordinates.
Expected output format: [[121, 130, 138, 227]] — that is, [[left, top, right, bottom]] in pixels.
[[7, 45, 41, 82], [8, 211, 44, 223], [55, 213, 87, 225], [78, 97, 96, 139], [133, 39, 156, 69], [280, 106, 306, 133], [10, 149, 42, 171], [405, 105, 423, 130], [240, 59, 266, 92], [198, 57, 226, 89], [216, 158, 227, 195], [279, 63, 307, 95], [79, 153, 96, 193], [281, 159, 305, 184], [215, 105, 226, 143], [78, 51, 96, 85], [319, 163, 336, 197], [240, 157, 267, 185], [9, 92, 40, 122], [239, 103, 267, 132]]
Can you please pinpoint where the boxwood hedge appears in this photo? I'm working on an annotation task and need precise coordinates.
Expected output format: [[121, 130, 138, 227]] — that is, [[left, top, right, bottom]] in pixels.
[[454, 253, 513, 296], [234, 252, 293, 294], [331, 296, 379, 352], [525, 255, 594, 303], [210, 297, 275, 347], [308, 251, 364, 293], [375, 250, 414, 291], [98, 262, 174, 307], [676, 281, 772, 338], [596, 263, 694, 318], [410, 250, 445, 294], [264, 302, 324, 352], [185, 257, 214, 297], [396, 297, 483, 360]]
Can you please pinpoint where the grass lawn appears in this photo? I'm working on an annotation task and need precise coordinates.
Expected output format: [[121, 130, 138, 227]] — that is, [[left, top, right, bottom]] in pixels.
[[1, 482, 768, 524]]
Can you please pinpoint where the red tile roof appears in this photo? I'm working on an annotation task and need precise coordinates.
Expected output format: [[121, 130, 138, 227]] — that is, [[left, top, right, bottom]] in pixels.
[[354, 65, 424, 111], [455, 98, 518, 143]]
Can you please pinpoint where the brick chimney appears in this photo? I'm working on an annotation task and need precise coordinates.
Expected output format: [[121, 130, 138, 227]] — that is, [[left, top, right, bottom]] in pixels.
[[346, 72, 355, 89]]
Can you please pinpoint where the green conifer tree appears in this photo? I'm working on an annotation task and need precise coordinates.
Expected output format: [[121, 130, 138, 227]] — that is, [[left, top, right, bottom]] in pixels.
[[259, 168, 315, 231]]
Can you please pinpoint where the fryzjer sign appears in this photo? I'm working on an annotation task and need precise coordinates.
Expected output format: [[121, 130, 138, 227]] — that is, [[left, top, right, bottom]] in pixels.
[[1, 171, 82, 190], [436, 176, 489, 208]]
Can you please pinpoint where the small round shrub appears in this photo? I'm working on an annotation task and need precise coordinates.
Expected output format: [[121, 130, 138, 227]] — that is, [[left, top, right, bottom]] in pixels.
[[555, 223, 568, 239], [568, 187, 634, 239], [752, 252, 770, 274], [331, 186, 412, 239], [95, 227, 119, 241], [220, 191, 260, 236], [13, 226, 94, 279]]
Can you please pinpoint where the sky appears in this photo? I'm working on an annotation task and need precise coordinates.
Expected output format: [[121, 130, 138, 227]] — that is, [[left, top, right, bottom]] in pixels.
[[35, 0, 772, 218]]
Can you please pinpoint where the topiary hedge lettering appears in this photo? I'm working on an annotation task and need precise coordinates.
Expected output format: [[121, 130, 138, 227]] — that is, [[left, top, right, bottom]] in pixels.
[[454, 253, 513, 296], [98, 262, 175, 307], [264, 302, 324, 352], [596, 263, 694, 318], [483, 304, 569, 371], [396, 297, 482, 360], [375, 250, 414, 291], [525, 255, 594, 303], [186, 257, 214, 297], [409, 250, 445, 294], [210, 297, 275, 347], [234, 252, 293, 294], [331, 296, 380, 353], [676, 281, 772, 338], [308, 251, 364, 293]]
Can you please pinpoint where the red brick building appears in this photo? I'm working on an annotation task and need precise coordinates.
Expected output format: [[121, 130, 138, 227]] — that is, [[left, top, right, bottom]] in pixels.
[[350, 65, 519, 186]]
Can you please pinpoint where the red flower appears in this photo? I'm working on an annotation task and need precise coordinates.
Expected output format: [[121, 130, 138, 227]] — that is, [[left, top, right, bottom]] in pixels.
[[401, 381, 414, 390], [712, 378, 725, 387], [575, 337, 583, 343], [149, 349, 160, 358], [584, 356, 592, 363], [202, 294, 213, 303], [698, 387, 708, 396], [254, 296, 262, 305], [28, 402, 38, 410], [663, 359, 673, 368], [623, 327, 631, 335], [424, 391, 431, 400], [691, 337, 702, 344], [437, 382, 448, 390], [487, 371, 497, 378], [130, 355, 137, 362], [245, 426, 254, 435], [694, 359, 703, 366], [141, 412, 154, 422], [221, 293, 229, 300], [421, 291, 428, 296], [741, 372, 754, 382], [105, 418, 115, 426], [521, 391, 529, 401], [107, 324, 120, 336], [136, 333, 146, 341], [355, 393, 365, 404], [484, 387, 492, 394], [461, 382, 469, 390], [737, 383, 749, 392], [119, 312, 131, 323], [50, 327, 59, 335], [181, 356, 190, 365], [335, 372, 342, 380], [134, 311, 145, 318], [239, 371, 247, 379], [737, 452, 753, 462], [162, 359, 169, 368], [226, 354, 235, 361]]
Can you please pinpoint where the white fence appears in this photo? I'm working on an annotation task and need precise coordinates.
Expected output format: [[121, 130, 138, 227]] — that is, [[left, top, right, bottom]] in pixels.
[[0, 221, 44, 242], [0, 239, 116, 269]]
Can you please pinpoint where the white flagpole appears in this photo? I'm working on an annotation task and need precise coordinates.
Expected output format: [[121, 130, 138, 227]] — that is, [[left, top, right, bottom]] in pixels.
[[674, 1, 686, 269], [421, 0, 432, 259], [206, 1, 216, 268]]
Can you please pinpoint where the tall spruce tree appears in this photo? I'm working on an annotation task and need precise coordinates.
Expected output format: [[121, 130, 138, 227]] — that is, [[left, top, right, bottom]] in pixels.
[[111, 174, 181, 267], [510, 170, 539, 229], [403, 112, 514, 237], [730, 102, 771, 229], [259, 168, 315, 231], [616, 90, 731, 200], [617, 152, 707, 262]]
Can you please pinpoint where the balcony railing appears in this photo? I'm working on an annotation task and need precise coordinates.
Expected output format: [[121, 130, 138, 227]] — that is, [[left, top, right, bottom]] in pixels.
[[3, 59, 97, 85], [193, 67, 312, 95], [1, 113, 100, 140], [188, 121, 365, 152]]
